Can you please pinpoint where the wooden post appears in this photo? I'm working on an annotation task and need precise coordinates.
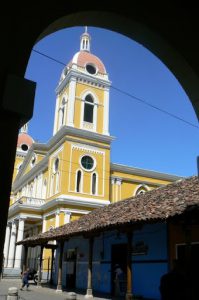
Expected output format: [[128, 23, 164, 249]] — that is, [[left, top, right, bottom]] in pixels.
[[126, 231, 133, 300], [56, 241, 64, 292], [22, 245, 28, 273], [85, 237, 94, 298], [37, 245, 44, 287], [50, 248, 55, 285]]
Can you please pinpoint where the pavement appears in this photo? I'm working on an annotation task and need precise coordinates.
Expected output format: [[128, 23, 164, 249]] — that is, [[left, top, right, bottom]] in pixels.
[[0, 278, 112, 300]]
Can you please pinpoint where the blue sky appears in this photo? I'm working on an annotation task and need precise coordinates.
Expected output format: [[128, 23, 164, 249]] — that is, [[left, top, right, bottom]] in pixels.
[[25, 26, 199, 177]]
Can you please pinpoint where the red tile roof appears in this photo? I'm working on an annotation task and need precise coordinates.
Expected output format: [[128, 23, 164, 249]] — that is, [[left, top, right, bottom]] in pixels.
[[17, 176, 199, 246], [69, 51, 106, 74], [17, 133, 34, 148]]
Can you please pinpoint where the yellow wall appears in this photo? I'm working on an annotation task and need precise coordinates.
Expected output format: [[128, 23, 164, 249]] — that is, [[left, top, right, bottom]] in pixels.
[[110, 170, 172, 202]]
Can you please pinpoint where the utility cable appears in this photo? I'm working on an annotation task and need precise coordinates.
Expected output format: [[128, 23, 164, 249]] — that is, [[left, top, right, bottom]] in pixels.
[[32, 48, 199, 130]]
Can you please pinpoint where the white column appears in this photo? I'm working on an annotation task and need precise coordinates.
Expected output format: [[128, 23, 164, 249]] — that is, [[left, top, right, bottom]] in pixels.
[[64, 211, 71, 224], [103, 88, 110, 135], [3, 223, 11, 267], [14, 218, 25, 268], [53, 96, 60, 135], [55, 210, 60, 228], [116, 178, 122, 202], [7, 221, 17, 268], [42, 217, 47, 233], [66, 77, 76, 127], [111, 178, 115, 202]]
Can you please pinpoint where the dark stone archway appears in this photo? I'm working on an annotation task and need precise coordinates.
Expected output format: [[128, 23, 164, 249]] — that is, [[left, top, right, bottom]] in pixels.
[[1, 3, 199, 275]]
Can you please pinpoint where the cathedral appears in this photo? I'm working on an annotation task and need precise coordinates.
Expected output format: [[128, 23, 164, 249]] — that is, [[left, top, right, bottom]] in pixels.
[[3, 28, 180, 276]]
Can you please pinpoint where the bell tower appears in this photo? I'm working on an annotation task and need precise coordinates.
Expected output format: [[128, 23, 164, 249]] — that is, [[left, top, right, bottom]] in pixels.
[[53, 27, 111, 137]]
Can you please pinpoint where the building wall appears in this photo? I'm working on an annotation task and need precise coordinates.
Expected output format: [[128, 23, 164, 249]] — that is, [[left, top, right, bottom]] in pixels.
[[56, 222, 167, 299]]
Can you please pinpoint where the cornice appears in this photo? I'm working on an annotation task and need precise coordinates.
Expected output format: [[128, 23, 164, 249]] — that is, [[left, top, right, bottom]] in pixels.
[[8, 205, 43, 219], [110, 175, 164, 187], [51, 126, 115, 145], [42, 195, 110, 211], [8, 196, 110, 218], [110, 163, 182, 181], [56, 69, 111, 95]]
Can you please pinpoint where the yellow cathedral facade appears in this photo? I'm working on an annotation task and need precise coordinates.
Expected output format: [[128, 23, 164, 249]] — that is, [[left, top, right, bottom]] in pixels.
[[3, 29, 181, 276]]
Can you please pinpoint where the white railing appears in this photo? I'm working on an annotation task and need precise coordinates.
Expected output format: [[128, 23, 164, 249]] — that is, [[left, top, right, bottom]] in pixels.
[[11, 197, 45, 207], [26, 197, 45, 206]]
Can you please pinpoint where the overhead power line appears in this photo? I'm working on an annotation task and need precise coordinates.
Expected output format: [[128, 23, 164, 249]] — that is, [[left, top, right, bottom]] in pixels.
[[32, 48, 199, 130], [33, 49, 66, 66]]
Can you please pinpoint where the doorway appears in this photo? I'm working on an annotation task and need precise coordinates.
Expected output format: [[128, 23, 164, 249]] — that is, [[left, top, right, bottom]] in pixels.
[[176, 243, 199, 299], [66, 249, 77, 289], [111, 243, 127, 296]]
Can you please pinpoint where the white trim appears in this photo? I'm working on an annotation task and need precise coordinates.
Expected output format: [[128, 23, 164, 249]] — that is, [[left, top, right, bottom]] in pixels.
[[53, 95, 60, 135], [111, 178, 115, 202], [67, 77, 76, 127], [68, 143, 73, 193], [72, 143, 104, 155], [102, 151, 105, 197], [103, 88, 110, 135], [63, 95, 68, 126], [18, 213, 41, 220], [133, 184, 150, 197]]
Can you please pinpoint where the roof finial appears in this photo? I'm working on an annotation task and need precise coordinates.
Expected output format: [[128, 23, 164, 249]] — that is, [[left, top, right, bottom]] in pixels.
[[80, 27, 91, 52], [20, 123, 28, 134]]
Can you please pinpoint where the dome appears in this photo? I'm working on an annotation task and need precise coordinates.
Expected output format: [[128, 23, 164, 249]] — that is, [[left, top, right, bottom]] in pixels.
[[17, 132, 34, 152], [69, 51, 106, 74]]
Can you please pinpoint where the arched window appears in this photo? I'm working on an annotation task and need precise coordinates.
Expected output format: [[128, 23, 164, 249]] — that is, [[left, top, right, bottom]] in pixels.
[[137, 189, 146, 195], [84, 94, 94, 123], [135, 185, 149, 196], [92, 173, 97, 195], [76, 170, 82, 193], [58, 97, 66, 129]]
